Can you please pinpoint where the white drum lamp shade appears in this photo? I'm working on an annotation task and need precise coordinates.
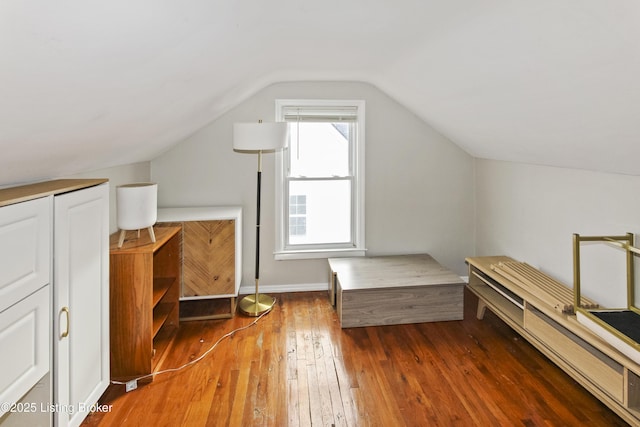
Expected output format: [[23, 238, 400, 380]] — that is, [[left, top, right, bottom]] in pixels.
[[233, 122, 288, 152], [116, 183, 158, 247]]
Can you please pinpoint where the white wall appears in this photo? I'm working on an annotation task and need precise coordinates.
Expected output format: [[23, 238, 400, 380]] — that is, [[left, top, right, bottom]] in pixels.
[[475, 159, 640, 307], [68, 162, 151, 233], [151, 81, 475, 290]]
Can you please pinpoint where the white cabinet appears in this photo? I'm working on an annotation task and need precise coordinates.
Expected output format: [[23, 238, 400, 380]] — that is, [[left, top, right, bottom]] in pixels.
[[53, 183, 110, 427], [0, 196, 52, 423], [0, 179, 109, 427]]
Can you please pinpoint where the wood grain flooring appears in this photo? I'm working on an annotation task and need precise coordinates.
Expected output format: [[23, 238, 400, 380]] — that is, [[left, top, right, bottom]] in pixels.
[[82, 289, 626, 426]]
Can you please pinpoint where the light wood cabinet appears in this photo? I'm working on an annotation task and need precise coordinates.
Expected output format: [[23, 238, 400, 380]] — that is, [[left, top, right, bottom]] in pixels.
[[109, 226, 181, 381], [182, 220, 235, 297], [157, 207, 242, 320]]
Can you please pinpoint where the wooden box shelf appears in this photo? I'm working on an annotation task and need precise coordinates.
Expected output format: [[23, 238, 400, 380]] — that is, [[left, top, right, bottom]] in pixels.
[[329, 254, 465, 328], [109, 226, 181, 381]]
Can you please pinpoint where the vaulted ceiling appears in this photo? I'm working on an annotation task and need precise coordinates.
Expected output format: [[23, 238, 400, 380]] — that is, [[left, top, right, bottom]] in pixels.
[[2, 1, 639, 185]]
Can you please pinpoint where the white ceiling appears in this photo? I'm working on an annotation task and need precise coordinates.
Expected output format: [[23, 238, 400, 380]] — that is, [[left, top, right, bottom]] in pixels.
[[2, 0, 640, 184]]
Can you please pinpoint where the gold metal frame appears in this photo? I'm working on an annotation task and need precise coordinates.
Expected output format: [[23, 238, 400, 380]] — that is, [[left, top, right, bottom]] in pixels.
[[573, 232, 640, 351]]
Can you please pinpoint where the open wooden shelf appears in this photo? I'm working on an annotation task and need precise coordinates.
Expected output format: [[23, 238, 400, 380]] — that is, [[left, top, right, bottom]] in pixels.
[[468, 279, 524, 330], [152, 302, 176, 337], [151, 322, 178, 371], [153, 277, 175, 307], [109, 226, 181, 381]]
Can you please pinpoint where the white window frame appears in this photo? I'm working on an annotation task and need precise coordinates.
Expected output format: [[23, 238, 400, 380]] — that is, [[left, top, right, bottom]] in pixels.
[[274, 99, 366, 260]]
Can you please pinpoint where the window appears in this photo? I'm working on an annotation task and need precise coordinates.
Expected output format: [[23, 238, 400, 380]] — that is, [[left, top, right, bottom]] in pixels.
[[275, 99, 366, 260], [289, 195, 307, 238]]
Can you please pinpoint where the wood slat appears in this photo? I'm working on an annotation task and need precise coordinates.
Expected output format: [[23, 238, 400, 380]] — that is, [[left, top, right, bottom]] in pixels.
[[183, 220, 235, 297], [491, 261, 599, 313], [82, 290, 626, 427]]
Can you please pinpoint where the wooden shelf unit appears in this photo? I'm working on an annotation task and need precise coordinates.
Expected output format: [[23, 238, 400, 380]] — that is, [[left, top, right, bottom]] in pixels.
[[109, 226, 181, 381], [466, 255, 640, 425]]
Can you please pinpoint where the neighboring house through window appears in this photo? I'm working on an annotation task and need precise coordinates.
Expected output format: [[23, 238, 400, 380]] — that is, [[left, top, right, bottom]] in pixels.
[[289, 194, 307, 238], [275, 99, 366, 260]]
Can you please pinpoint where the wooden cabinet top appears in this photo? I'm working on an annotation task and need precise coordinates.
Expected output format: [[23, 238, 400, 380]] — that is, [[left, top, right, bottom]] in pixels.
[[0, 178, 108, 207], [109, 226, 181, 254]]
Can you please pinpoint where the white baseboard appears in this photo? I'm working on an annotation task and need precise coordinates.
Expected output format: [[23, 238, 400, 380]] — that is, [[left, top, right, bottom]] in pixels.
[[238, 282, 329, 295], [239, 276, 467, 295]]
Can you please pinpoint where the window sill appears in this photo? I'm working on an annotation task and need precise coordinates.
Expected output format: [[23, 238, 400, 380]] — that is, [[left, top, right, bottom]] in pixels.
[[274, 248, 367, 261]]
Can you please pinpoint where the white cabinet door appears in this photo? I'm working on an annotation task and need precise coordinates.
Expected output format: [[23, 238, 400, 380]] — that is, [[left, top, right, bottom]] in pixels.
[[0, 286, 50, 419], [53, 183, 109, 427], [0, 196, 51, 312]]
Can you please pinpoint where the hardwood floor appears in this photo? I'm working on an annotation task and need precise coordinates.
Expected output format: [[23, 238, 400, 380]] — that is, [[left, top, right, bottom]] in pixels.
[[82, 289, 626, 426]]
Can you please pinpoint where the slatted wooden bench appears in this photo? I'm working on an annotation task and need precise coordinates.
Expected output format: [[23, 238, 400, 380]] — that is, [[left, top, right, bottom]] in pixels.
[[466, 255, 640, 426]]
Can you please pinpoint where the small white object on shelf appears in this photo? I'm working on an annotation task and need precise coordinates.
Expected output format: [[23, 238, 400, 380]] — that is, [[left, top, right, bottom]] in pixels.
[[116, 183, 158, 247], [576, 311, 640, 365]]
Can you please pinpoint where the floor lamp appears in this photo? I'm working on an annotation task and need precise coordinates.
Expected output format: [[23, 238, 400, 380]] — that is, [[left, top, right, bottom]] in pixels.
[[233, 121, 288, 316]]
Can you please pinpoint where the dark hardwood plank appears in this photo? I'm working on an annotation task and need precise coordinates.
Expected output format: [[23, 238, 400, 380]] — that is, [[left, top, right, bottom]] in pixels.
[[82, 289, 627, 427]]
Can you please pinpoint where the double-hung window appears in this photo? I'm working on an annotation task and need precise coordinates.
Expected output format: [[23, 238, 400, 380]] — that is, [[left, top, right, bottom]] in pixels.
[[275, 99, 366, 260]]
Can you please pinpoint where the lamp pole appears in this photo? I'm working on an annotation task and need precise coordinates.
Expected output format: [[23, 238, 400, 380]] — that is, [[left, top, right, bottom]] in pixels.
[[234, 121, 287, 316], [254, 150, 263, 306]]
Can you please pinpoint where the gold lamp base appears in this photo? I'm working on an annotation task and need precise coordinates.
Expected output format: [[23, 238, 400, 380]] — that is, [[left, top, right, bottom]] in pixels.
[[238, 293, 275, 317]]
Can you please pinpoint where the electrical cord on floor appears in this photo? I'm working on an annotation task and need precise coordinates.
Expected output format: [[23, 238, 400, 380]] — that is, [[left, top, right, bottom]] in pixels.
[[111, 300, 275, 391]]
